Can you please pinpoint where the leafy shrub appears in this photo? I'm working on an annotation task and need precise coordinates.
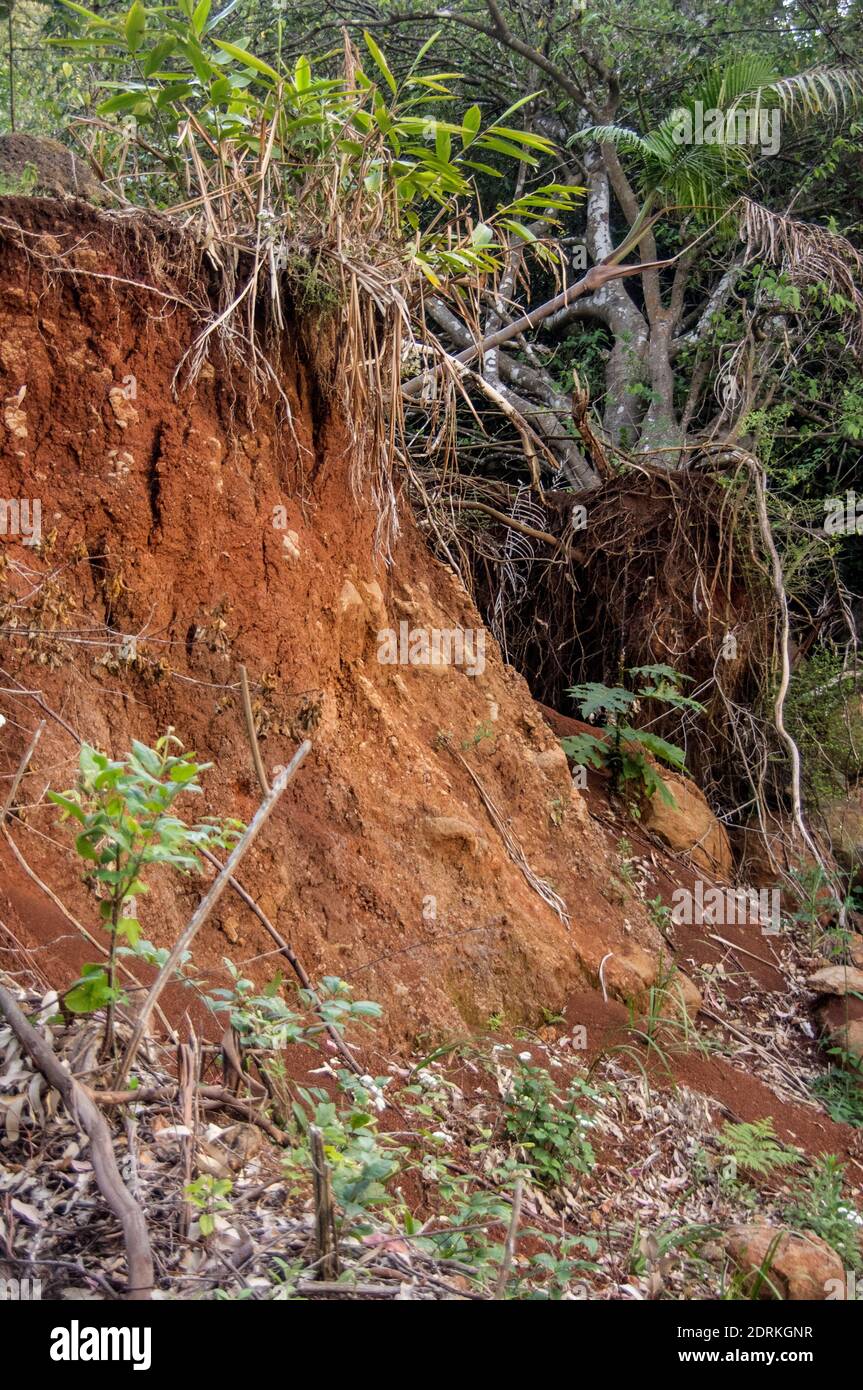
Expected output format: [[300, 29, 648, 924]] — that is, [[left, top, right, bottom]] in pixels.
[[285, 1081, 404, 1218], [811, 1067, 863, 1128], [783, 1154, 863, 1271], [185, 1175, 233, 1237], [502, 1062, 597, 1187], [786, 649, 863, 803], [49, 734, 241, 1049], [56, 1, 582, 284], [207, 964, 381, 1052]]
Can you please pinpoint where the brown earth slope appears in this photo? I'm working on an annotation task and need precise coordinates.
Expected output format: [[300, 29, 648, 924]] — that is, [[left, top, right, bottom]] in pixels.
[[0, 198, 675, 1044]]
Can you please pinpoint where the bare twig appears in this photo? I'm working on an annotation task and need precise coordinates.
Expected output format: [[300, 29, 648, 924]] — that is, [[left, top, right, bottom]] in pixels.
[[310, 1124, 340, 1280], [402, 255, 673, 398], [88, 1081, 289, 1144], [198, 1085, 288, 1144], [494, 1178, 523, 1299], [443, 738, 569, 925], [2, 721, 45, 820], [0, 983, 154, 1300], [239, 664, 270, 797], [178, 1033, 199, 1235], [0, 673, 84, 746], [117, 740, 311, 1087]]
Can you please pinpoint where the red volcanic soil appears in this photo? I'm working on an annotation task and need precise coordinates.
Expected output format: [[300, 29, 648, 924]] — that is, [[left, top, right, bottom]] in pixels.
[[0, 198, 673, 1048]]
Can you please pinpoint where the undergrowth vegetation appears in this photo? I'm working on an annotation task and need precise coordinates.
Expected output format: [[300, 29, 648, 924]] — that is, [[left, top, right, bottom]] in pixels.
[[52, 0, 582, 549], [1, 0, 863, 1313], [561, 663, 702, 809]]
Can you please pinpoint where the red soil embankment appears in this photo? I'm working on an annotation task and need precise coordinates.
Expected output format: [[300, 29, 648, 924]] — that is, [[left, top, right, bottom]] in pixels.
[[0, 198, 671, 1044]]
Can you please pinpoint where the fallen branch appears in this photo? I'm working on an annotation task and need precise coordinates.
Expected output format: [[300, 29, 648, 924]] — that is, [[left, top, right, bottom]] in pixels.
[[239, 663, 270, 797], [0, 982, 154, 1300], [88, 1081, 289, 1144], [198, 1085, 288, 1145], [494, 1177, 523, 1299], [706, 933, 782, 973], [403, 255, 673, 398], [116, 739, 311, 1088], [310, 1124, 340, 1281]]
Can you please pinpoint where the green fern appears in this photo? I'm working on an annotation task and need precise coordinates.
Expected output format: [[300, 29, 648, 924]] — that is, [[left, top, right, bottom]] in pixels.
[[718, 1119, 802, 1177]]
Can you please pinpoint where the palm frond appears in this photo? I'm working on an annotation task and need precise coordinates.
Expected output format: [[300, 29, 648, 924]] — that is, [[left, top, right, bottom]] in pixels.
[[739, 65, 863, 120], [569, 123, 655, 159], [580, 62, 863, 219], [695, 56, 778, 111], [739, 197, 863, 349]]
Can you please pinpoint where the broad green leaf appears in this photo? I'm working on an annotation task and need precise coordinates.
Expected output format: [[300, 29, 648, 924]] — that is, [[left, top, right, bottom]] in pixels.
[[363, 30, 397, 95], [97, 86, 149, 112], [65, 965, 113, 1014], [495, 90, 543, 125], [500, 218, 536, 242], [142, 36, 177, 77], [192, 0, 212, 37], [116, 916, 141, 945], [475, 135, 540, 164], [559, 733, 607, 769], [75, 832, 99, 862], [168, 761, 200, 784], [294, 54, 310, 92], [47, 792, 86, 824], [626, 729, 686, 771], [566, 682, 636, 719], [461, 104, 481, 148], [124, 1, 146, 54], [487, 125, 555, 152], [59, 0, 112, 24], [212, 39, 279, 82]]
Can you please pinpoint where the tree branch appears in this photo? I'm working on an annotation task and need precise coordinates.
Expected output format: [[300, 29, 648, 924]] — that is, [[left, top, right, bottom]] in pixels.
[[0, 983, 154, 1300]]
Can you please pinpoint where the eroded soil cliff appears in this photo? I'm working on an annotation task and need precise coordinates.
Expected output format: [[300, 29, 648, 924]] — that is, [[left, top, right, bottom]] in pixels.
[[0, 199, 672, 1043]]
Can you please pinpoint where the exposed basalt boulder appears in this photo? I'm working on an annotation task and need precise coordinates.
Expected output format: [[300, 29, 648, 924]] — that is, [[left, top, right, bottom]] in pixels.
[[807, 964, 863, 996], [723, 1225, 844, 1300], [641, 769, 734, 878]]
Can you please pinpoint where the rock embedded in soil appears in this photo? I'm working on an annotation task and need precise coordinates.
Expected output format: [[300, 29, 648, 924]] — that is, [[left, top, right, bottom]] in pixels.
[[724, 1225, 844, 1300], [641, 769, 734, 878], [806, 964, 863, 997], [0, 133, 104, 202]]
